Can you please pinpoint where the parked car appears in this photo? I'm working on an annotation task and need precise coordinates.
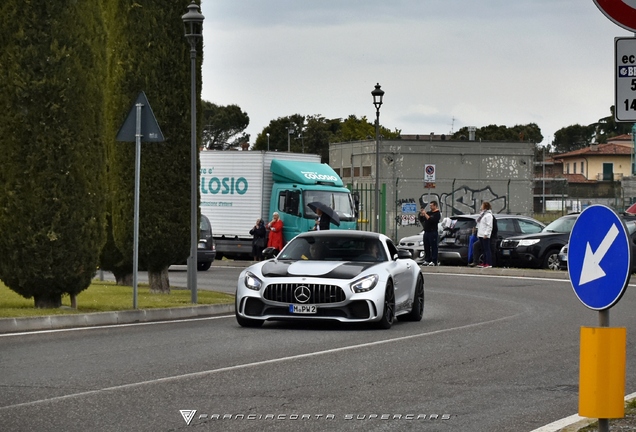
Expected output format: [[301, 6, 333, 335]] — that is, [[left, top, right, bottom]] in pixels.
[[397, 223, 444, 263], [499, 213, 578, 270], [436, 214, 545, 266], [235, 230, 424, 329], [195, 215, 216, 271], [558, 218, 636, 271], [175, 214, 216, 271]]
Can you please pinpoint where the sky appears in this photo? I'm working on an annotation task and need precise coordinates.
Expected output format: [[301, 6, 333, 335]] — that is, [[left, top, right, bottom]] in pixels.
[[199, 1, 634, 146]]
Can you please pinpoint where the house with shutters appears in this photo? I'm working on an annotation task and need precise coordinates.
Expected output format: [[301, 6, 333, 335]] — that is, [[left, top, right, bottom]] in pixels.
[[535, 134, 635, 212]]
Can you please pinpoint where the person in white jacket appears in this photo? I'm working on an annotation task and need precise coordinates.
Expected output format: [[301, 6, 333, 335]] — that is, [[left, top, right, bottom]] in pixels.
[[476, 201, 493, 268]]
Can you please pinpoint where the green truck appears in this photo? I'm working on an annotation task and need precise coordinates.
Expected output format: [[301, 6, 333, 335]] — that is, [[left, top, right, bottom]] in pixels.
[[200, 151, 357, 259]]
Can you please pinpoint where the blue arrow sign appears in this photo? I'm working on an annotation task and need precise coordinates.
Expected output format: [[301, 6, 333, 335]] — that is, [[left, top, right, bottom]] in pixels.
[[568, 205, 631, 310]]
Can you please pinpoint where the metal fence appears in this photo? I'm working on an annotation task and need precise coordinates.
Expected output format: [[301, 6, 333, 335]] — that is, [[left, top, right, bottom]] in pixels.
[[348, 183, 386, 234]]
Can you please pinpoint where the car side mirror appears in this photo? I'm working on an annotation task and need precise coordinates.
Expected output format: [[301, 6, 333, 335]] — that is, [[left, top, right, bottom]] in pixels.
[[262, 247, 279, 259], [394, 249, 412, 260]]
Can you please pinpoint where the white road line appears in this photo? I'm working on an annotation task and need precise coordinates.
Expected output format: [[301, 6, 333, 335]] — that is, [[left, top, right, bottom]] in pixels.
[[0, 313, 519, 411]]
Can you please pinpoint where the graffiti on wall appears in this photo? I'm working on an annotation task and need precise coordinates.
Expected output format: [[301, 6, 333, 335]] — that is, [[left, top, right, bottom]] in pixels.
[[397, 185, 507, 226]]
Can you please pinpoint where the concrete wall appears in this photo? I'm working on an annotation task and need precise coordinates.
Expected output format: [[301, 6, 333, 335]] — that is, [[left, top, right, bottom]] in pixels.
[[329, 139, 535, 241]]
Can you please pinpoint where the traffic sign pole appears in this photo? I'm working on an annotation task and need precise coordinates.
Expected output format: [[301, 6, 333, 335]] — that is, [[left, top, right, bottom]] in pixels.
[[568, 205, 629, 429]]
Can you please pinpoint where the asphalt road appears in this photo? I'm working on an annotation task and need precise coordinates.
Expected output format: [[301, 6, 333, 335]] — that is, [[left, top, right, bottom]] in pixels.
[[2, 270, 634, 431]]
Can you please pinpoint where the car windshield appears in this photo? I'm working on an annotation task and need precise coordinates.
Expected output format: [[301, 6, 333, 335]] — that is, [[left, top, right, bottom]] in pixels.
[[543, 216, 576, 233], [303, 191, 356, 222], [277, 236, 387, 262]]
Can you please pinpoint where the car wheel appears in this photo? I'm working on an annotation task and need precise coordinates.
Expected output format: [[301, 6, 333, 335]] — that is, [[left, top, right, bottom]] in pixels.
[[197, 261, 212, 271], [543, 249, 561, 271], [400, 273, 424, 322], [375, 280, 396, 329], [235, 299, 264, 328]]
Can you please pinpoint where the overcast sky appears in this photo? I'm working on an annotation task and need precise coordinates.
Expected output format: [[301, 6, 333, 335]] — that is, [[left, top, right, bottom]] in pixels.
[[200, 1, 633, 146]]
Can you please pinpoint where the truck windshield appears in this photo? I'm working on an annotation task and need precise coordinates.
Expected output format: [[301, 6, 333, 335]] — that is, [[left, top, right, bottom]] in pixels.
[[303, 191, 355, 222]]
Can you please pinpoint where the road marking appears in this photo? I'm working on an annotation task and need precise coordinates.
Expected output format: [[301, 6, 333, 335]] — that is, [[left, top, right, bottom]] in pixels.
[[0, 313, 519, 411], [579, 223, 618, 285]]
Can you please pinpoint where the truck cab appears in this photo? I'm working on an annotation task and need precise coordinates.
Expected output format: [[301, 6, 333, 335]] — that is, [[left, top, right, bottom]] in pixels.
[[269, 159, 356, 241]]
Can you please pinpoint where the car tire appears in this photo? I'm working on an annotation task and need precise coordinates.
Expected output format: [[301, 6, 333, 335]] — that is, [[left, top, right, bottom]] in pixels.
[[235, 298, 264, 328], [400, 273, 424, 322], [375, 280, 396, 329], [543, 249, 561, 271], [197, 261, 212, 271]]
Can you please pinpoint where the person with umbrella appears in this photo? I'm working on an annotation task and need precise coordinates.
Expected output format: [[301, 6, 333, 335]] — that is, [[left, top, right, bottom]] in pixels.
[[308, 202, 340, 231]]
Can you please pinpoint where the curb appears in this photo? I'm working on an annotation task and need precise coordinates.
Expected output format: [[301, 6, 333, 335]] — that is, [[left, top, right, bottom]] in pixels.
[[0, 303, 234, 334]]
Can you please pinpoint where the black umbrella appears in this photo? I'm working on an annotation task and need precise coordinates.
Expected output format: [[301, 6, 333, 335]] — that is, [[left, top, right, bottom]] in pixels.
[[308, 201, 340, 226]]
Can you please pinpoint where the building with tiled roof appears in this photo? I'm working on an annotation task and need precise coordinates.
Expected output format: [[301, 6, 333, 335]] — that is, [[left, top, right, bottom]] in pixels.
[[553, 142, 633, 182]]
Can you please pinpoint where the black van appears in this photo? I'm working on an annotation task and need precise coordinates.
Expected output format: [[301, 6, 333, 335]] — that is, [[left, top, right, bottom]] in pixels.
[[196, 215, 216, 271]]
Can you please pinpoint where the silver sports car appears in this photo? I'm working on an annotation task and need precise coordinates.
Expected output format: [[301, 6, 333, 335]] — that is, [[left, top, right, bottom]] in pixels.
[[235, 231, 425, 329]]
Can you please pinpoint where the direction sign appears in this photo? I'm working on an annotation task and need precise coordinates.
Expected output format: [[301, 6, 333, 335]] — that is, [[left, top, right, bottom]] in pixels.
[[594, 0, 636, 33], [568, 205, 631, 310], [615, 38, 636, 122]]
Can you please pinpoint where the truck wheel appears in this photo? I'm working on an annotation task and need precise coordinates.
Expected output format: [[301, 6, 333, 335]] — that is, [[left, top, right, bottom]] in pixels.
[[197, 261, 212, 271]]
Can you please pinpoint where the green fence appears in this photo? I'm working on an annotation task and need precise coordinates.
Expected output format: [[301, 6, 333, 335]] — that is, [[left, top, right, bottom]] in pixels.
[[348, 183, 386, 234]]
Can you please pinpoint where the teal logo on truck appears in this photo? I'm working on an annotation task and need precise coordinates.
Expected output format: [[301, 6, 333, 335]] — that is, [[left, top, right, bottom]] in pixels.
[[201, 176, 248, 195]]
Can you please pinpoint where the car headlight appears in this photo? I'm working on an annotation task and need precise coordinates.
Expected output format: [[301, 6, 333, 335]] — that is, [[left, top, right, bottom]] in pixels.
[[244, 271, 262, 291], [418, 240, 424, 246], [518, 239, 540, 247], [350, 274, 379, 293]]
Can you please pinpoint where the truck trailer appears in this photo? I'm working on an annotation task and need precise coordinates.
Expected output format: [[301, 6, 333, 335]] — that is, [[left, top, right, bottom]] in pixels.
[[200, 151, 356, 259]]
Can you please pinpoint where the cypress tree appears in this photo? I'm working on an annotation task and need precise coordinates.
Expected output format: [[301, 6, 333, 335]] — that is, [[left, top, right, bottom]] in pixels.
[[0, 1, 107, 307], [103, 0, 195, 293]]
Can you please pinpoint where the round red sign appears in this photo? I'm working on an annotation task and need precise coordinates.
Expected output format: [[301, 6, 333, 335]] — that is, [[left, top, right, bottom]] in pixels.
[[594, 0, 636, 32]]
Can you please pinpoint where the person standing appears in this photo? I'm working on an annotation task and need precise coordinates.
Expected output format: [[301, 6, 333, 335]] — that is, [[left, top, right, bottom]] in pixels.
[[313, 208, 331, 230], [418, 201, 441, 266], [249, 218, 266, 261], [267, 212, 284, 252], [476, 201, 494, 268]]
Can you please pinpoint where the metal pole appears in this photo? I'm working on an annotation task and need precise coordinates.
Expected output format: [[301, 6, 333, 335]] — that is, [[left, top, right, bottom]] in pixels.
[[375, 110, 380, 233], [187, 42, 198, 304], [133, 102, 142, 309], [542, 147, 546, 214], [598, 309, 609, 432]]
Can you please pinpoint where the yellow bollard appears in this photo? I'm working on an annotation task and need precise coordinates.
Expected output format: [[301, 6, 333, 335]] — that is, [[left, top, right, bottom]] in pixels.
[[579, 326, 626, 419]]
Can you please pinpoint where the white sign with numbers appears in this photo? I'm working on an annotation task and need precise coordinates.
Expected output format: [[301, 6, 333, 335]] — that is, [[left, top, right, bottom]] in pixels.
[[615, 37, 636, 122]]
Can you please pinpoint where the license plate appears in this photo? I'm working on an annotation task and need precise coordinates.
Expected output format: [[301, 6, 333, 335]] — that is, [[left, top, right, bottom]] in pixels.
[[502, 249, 511, 256], [444, 237, 456, 244], [289, 304, 317, 314]]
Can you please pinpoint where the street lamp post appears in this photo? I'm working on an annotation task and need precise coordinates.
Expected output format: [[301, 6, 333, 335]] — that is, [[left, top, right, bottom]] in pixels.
[[371, 83, 384, 233], [266, 133, 270, 151], [182, 1, 204, 304]]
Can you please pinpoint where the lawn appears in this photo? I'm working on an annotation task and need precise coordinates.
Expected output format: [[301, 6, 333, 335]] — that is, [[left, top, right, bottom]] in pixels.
[[0, 280, 234, 318]]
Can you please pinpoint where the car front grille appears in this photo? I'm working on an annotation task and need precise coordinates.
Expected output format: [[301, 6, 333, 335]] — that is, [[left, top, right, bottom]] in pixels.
[[263, 283, 346, 304]]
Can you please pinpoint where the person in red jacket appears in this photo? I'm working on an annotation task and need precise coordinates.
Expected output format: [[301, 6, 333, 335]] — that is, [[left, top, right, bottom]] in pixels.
[[267, 212, 284, 252]]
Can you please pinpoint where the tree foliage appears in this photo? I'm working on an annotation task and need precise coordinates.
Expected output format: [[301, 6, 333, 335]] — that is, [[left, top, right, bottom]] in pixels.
[[252, 114, 401, 162], [552, 124, 595, 154], [453, 123, 543, 143], [201, 101, 250, 150], [102, 0, 196, 293], [0, 1, 107, 307]]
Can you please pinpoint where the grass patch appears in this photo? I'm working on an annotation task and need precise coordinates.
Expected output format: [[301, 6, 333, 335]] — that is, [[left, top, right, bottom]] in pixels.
[[0, 281, 234, 318]]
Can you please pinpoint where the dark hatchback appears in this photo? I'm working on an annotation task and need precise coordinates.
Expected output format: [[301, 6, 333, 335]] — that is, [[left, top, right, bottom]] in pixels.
[[437, 214, 545, 266], [499, 214, 577, 271]]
